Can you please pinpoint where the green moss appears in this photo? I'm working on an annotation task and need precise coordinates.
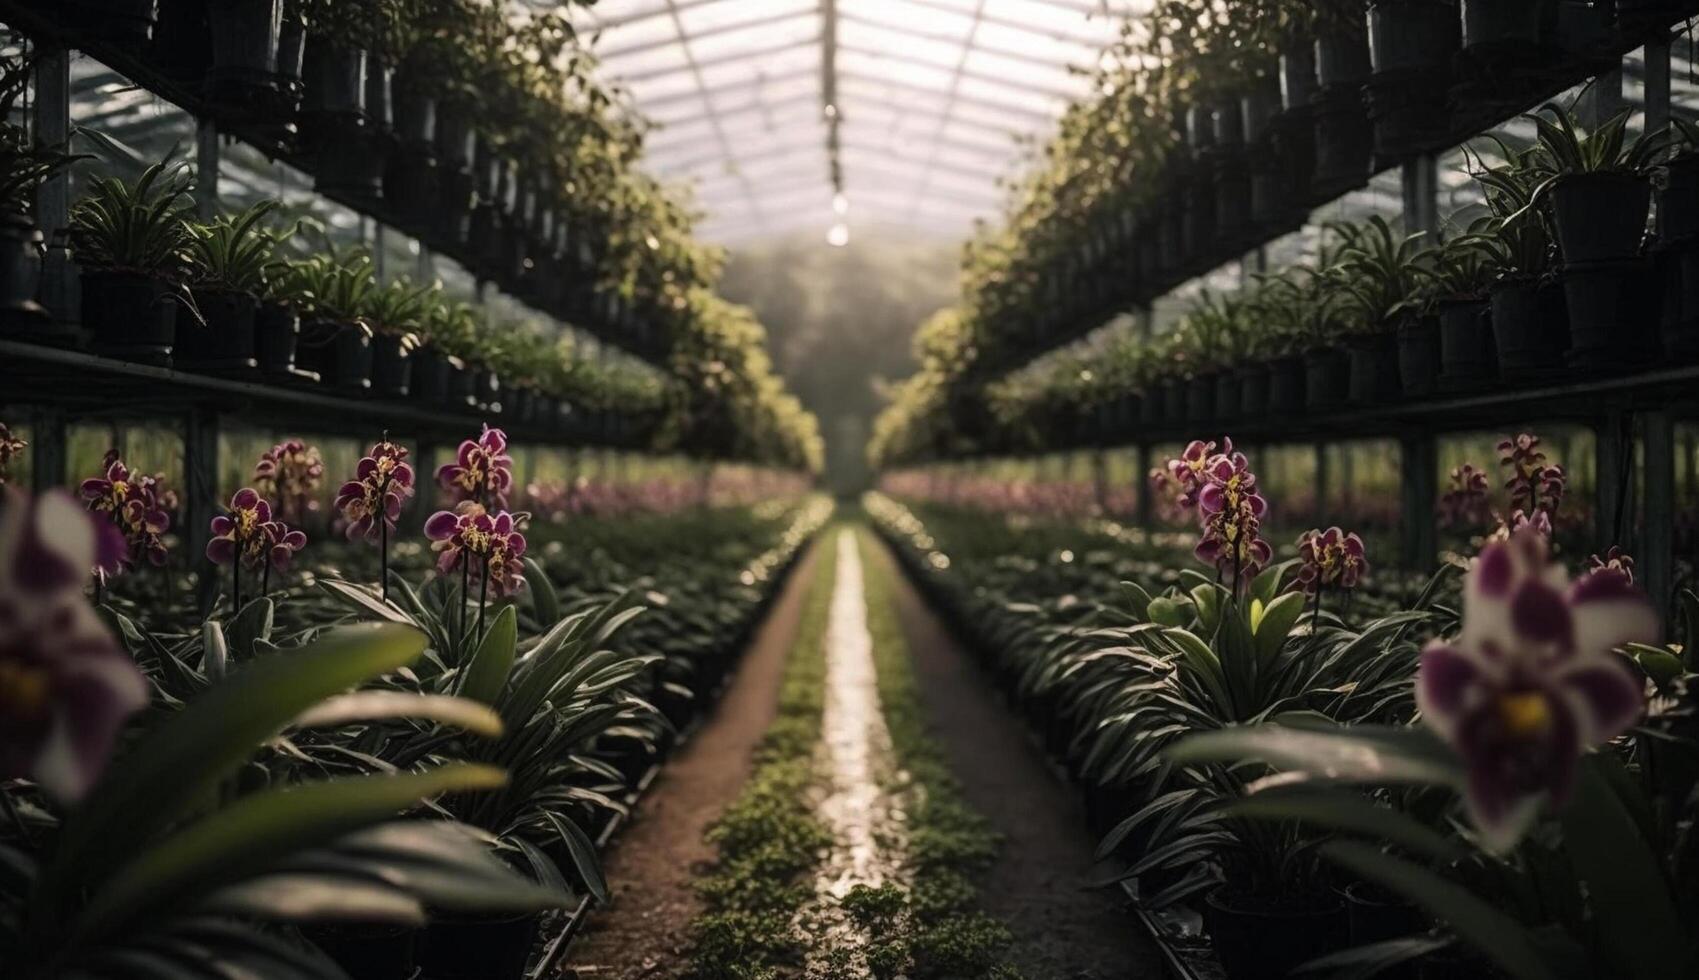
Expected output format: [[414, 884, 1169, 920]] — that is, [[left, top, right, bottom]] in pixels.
[[852, 529, 1024, 980], [686, 539, 838, 980]]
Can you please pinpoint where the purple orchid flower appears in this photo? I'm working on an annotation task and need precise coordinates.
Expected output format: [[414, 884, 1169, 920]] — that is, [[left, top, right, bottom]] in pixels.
[[436, 425, 514, 509], [253, 439, 324, 524], [1416, 530, 1658, 853], [1438, 462, 1491, 530], [424, 502, 528, 592], [1586, 546, 1635, 584], [0, 488, 149, 802], [205, 488, 271, 568], [1296, 526, 1368, 596], [0, 423, 26, 486], [1164, 438, 1222, 511], [335, 440, 416, 542], [258, 519, 308, 573], [79, 451, 172, 578]]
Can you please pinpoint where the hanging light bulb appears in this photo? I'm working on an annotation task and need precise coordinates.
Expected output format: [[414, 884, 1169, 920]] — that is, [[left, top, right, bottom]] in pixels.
[[827, 221, 850, 247]]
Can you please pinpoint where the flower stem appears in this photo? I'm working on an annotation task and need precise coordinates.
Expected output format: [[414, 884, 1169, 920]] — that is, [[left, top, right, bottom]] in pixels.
[[459, 557, 469, 649], [477, 560, 488, 639], [379, 501, 389, 603]]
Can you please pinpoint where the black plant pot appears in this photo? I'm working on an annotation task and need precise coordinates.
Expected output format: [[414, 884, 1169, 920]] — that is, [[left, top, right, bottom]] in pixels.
[[1268, 355, 1306, 413], [1186, 374, 1217, 425], [82, 269, 177, 365], [1203, 888, 1348, 980], [1344, 882, 1426, 980], [255, 301, 301, 377], [304, 922, 417, 980], [1183, 178, 1216, 267], [1437, 299, 1495, 387], [1617, 0, 1699, 35], [61, 0, 159, 45], [1214, 152, 1253, 244], [476, 368, 501, 408], [1365, 1, 1458, 159], [365, 60, 394, 135], [410, 346, 453, 402], [1214, 371, 1241, 421], [301, 39, 366, 119], [1462, 0, 1555, 55], [1139, 388, 1163, 428], [1658, 242, 1699, 359], [447, 361, 477, 407], [1657, 155, 1699, 245], [436, 168, 475, 247], [384, 151, 438, 228], [1162, 379, 1186, 425], [1311, 93, 1374, 197], [1396, 314, 1441, 396], [296, 319, 372, 391], [435, 102, 477, 173], [205, 0, 282, 112], [1304, 347, 1350, 411], [0, 216, 44, 322], [312, 119, 386, 202], [370, 332, 413, 396], [1349, 333, 1402, 404], [270, 20, 306, 119], [178, 287, 258, 371], [1549, 173, 1650, 264], [1237, 365, 1270, 417], [1561, 259, 1655, 368], [1490, 277, 1569, 377], [1316, 27, 1372, 91]]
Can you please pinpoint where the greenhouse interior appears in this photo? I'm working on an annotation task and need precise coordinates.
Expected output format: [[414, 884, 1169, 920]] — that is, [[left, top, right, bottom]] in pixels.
[[7, 0, 1699, 978]]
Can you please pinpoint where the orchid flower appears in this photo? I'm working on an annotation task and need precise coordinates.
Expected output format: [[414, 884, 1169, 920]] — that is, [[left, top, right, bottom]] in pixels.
[[1295, 526, 1368, 596], [78, 451, 172, 586], [335, 438, 415, 601], [1586, 546, 1634, 584], [252, 439, 324, 524], [425, 501, 529, 636], [0, 422, 25, 486], [436, 425, 514, 509], [1416, 530, 1657, 852], [0, 488, 149, 802]]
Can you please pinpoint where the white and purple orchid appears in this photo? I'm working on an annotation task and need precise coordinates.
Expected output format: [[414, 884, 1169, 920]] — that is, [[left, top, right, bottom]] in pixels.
[[1416, 530, 1658, 852], [1295, 526, 1368, 596], [436, 425, 514, 510], [0, 488, 148, 802]]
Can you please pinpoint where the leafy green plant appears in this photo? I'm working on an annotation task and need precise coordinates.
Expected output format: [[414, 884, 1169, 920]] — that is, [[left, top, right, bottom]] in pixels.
[[277, 247, 379, 323], [362, 276, 435, 340], [69, 162, 196, 275], [0, 49, 84, 219], [1, 623, 566, 979], [1329, 217, 1434, 333], [184, 200, 292, 295], [1527, 102, 1670, 178]]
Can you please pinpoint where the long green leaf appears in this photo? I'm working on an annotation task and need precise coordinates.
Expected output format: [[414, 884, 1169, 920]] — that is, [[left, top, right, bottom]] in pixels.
[[461, 605, 518, 706]]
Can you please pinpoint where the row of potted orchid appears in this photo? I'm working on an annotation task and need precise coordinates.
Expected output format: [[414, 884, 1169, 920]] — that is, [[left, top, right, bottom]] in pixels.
[[867, 426, 1692, 979], [20, 0, 716, 351], [955, 0, 1694, 375], [0, 414, 832, 979], [876, 101, 1699, 464]]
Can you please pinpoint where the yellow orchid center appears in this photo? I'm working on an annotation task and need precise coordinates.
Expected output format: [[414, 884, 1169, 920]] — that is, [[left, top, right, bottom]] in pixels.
[[1497, 691, 1552, 736], [0, 660, 52, 721]]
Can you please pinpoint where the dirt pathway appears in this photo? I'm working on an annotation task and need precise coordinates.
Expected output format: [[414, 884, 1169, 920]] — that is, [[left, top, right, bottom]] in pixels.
[[565, 543, 822, 979], [865, 537, 1166, 980]]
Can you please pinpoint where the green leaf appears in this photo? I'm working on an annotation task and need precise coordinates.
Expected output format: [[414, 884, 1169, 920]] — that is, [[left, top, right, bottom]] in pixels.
[[544, 811, 608, 902], [70, 765, 512, 944], [202, 619, 228, 682], [290, 691, 503, 737], [1146, 595, 1189, 627], [524, 557, 560, 626], [1167, 724, 1464, 788], [1224, 789, 1467, 864], [42, 624, 429, 918], [1557, 756, 1688, 980], [1321, 841, 1558, 980], [461, 605, 518, 706], [1251, 591, 1305, 664]]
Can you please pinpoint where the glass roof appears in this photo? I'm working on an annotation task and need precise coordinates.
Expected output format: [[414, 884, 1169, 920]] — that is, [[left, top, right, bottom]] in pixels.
[[577, 0, 1138, 245]]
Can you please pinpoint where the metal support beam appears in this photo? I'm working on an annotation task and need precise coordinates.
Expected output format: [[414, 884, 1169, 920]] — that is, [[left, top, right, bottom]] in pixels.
[[1314, 443, 1330, 523], [1400, 434, 1438, 569], [1577, 65, 1625, 131], [195, 119, 220, 218], [32, 43, 71, 238], [185, 408, 221, 614], [1595, 411, 1633, 552], [1134, 443, 1152, 529], [1642, 411, 1675, 619], [28, 407, 66, 494], [1401, 154, 1439, 239]]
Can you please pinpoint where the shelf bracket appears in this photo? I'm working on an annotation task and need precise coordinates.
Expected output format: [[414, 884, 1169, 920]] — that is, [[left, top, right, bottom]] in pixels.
[[185, 407, 221, 614], [1400, 434, 1438, 570], [195, 118, 220, 219]]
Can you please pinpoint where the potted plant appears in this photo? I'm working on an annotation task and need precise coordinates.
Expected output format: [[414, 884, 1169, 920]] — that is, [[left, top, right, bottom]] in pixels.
[[69, 162, 200, 366], [1311, 2, 1374, 195], [1458, 0, 1561, 97], [180, 200, 291, 373], [1465, 143, 1569, 377], [0, 51, 84, 342], [1333, 216, 1433, 404], [413, 295, 478, 406], [299, 0, 383, 200], [1427, 221, 1499, 388], [361, 276, 430, 397], [1526, 103, 1667, 365], [204, 0, 284, 116], [1363, 0, 1459, 157], [277, 247, 376, 391]]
